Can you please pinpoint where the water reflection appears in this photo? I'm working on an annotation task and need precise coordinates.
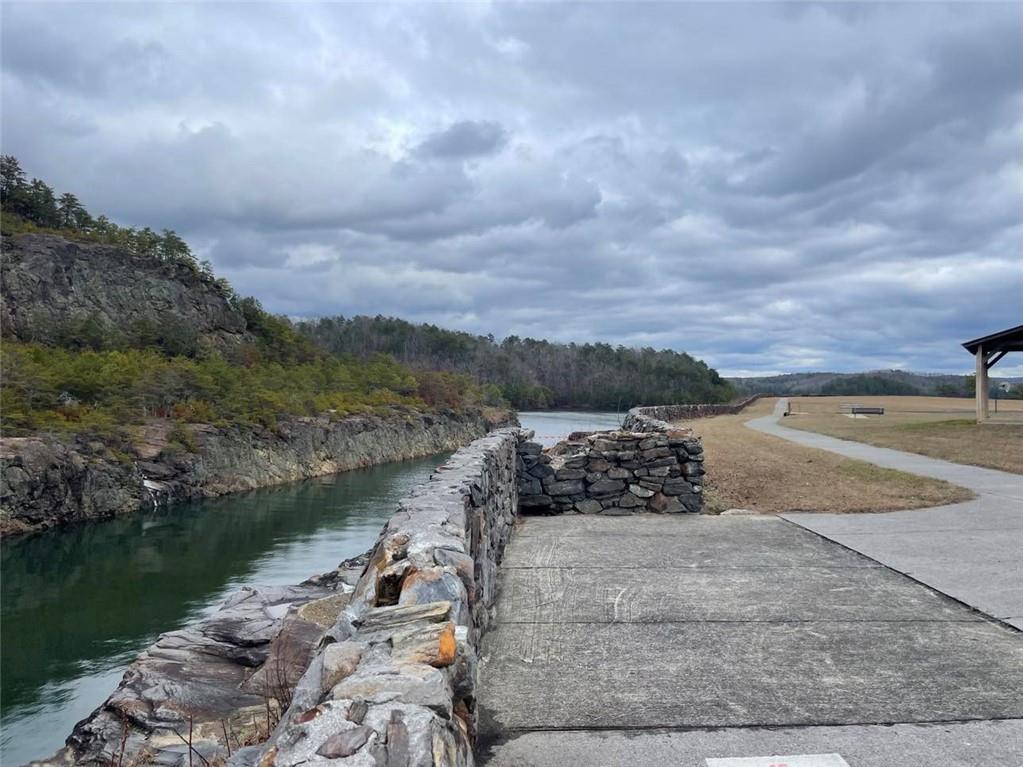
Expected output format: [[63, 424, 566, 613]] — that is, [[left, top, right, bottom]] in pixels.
[[517, 411, 623, 446]]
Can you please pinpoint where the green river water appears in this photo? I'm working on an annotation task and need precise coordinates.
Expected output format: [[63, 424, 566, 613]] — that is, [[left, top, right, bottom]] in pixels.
[[0, 412, 620, 764]]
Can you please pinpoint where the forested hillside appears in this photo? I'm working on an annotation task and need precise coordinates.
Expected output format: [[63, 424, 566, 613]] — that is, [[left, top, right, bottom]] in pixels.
[[299, 316, 735, 410]]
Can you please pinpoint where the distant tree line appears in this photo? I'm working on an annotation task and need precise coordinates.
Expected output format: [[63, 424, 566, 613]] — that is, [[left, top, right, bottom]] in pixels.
[[298, 316, 735, 410], [818, 375, 923, 397], [735, 371, 1023, 399]]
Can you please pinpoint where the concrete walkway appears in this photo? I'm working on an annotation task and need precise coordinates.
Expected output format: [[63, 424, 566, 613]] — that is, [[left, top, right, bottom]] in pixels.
[[747, 399, 1023, 630], [478, 514, 1023, 766]]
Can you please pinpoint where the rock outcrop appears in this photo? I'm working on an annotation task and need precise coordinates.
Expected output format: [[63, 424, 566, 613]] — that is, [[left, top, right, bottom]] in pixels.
[[1, 233, 252, 350], [0, 437, 147, 534], [39, 555, 371, 767], [1, 408, 505, 535]]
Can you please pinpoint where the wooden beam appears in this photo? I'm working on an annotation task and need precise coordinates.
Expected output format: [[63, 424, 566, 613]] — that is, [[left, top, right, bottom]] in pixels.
[[986, 350, 1007, 369], [976, 345, 990, 422]]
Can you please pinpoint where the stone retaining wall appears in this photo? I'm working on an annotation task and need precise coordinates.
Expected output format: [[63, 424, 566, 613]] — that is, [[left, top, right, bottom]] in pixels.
[[234, 428, 521, 767], [622, 395, 761, 433], [517, 427, 705, 515]]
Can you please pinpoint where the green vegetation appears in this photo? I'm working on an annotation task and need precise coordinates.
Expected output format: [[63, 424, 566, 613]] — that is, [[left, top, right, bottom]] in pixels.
[[299, 316, 734, 410], [0, 342, 488, 439], [16, 298, 322, 365]]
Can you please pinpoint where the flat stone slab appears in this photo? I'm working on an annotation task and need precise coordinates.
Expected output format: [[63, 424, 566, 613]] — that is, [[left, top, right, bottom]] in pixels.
[[495, 565, 979, 624], [480, 619, 1023, 730], [481, 720, 1023, 767]]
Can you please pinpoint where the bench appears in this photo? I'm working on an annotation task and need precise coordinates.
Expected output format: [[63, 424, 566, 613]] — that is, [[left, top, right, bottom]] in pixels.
[[845, 406, 885, 415]]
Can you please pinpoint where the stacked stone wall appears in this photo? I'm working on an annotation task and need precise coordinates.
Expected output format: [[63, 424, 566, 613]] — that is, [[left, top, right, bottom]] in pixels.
[[517, 427, 704, 515], [235, 428, 522, 767], [622, 395, 761, 433]]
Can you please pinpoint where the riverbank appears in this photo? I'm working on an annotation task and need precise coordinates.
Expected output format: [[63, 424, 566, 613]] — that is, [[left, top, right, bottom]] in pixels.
[[1, 406, 511, 536]]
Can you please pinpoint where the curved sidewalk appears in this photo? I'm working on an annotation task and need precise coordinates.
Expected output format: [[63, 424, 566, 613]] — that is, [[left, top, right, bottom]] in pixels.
[[747, 399, 1023, 629]]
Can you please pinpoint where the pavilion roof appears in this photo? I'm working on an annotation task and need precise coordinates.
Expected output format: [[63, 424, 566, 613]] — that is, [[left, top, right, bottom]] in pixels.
[[962, 324, 1023, 356]]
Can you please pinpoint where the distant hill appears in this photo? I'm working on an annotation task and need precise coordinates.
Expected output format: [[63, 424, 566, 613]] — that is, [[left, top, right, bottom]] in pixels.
[[730, 370, 1023, 397]]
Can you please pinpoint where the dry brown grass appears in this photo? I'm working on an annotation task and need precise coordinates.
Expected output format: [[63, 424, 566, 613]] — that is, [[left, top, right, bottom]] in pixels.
[[785, 396, 1023, 475], [682, 398, 974, 514]]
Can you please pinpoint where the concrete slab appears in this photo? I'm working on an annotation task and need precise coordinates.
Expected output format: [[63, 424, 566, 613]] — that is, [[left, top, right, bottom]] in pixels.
[[511, 514, 782, 537], [784, 522, 1023, 626], [482, 720, 1023, 767], [480, 619, 1023, 730], [783, 501, 1023, 535], [495, 565, 980, 624], [747, 399, 1023, 628], [706, 755, 849, 767], [503, 516, 876, 569]]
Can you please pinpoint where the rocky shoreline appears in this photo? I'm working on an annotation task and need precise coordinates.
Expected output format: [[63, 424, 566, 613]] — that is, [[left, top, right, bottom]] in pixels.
[[37, 554, 372, 767], [1, 407, 508, 536]]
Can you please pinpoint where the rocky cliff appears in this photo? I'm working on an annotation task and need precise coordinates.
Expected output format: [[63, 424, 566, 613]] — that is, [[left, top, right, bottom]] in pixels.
[[1, 408, 503, 535], [1, 233, 252, 349]]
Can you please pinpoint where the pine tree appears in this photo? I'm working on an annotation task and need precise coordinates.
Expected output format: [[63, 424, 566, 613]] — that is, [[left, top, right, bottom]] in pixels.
[[26, 179, 60, 227], [57, 192, 91, 230]]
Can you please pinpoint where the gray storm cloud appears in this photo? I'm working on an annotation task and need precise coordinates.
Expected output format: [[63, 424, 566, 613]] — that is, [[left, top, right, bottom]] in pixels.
[[2, 2, 1020, 375], [415, 120, 510, 159]]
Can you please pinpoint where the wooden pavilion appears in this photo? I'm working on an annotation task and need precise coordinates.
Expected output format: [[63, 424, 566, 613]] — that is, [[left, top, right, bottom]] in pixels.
[[962, 324, 1023, 422]]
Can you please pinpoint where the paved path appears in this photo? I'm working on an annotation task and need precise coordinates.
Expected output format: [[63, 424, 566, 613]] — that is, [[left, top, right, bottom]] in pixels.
[[478, 514, 1023, 766], [747, 399, 1023, 629], [486, 720, 1023, 767]]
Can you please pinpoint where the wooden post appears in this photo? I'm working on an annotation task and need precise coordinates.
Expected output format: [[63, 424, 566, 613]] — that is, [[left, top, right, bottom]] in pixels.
[[976, 345, 990, 422]]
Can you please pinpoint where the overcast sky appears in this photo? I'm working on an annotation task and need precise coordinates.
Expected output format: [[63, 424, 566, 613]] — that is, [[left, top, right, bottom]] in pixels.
[[3, 2, 1021, 376]]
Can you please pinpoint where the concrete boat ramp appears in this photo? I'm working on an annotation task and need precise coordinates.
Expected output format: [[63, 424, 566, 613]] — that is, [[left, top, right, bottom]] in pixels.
[[477, 406, 1023, 766]]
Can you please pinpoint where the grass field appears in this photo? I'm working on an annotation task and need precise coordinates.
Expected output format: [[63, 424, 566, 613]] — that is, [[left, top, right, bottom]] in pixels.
[[683, 398, 974, 514], [784, 396, 1023, 475]]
